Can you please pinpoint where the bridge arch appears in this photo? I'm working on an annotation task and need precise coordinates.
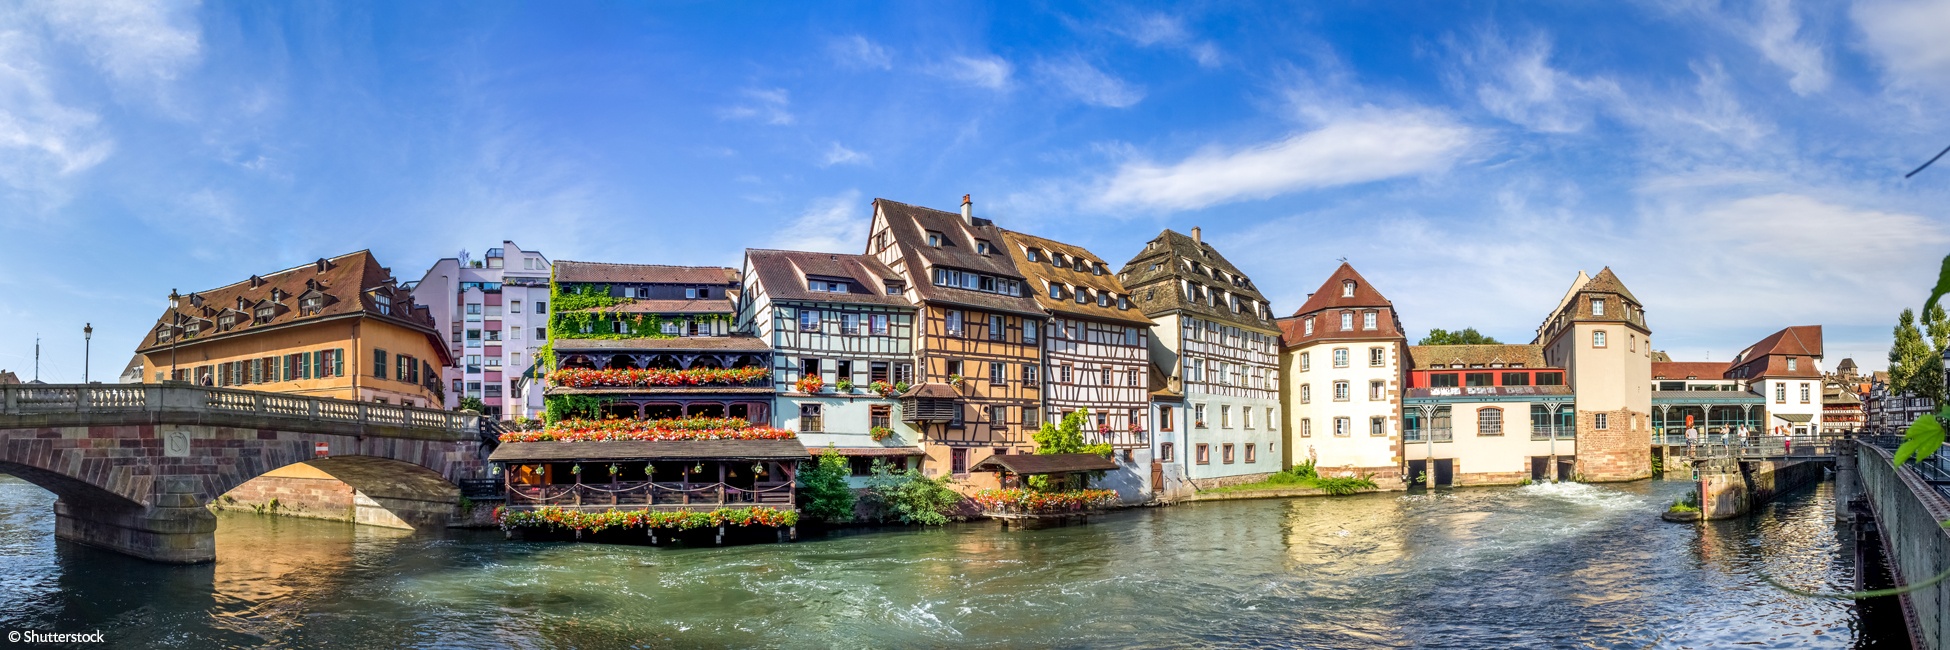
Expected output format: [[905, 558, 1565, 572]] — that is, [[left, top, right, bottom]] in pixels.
[[215, 456, 462, 531]]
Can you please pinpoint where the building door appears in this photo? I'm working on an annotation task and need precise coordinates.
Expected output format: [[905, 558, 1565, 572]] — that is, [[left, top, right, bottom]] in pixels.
[[1530, 457, 1548, 481], [1151, 461, 1164, 493], [1433, 459, 1454, 487], [1406, 460, 1428, 487]]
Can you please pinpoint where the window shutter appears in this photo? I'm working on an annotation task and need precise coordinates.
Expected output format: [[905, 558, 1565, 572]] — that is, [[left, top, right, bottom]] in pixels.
[[334, 349, 345, 377]]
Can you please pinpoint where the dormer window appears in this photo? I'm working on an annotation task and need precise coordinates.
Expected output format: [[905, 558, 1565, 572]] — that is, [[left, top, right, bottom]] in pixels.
[[302, 296, 325, 314], [808, 280, 848, 294], [1049, 283, 1062, 300], [1097, 293, 1109, 307], [976, 240, 993, 255], [1093, 263, 1106, 276], [1025, 248, 1040, 262], [1075, 288, 1089, 304], [1304, 317, 1314, 336], [184, 322, 202, 335], [1342, 280, 1355, 298], [1340, 311, 1353, 330], [254, 306, 275, 324], [1787, 357, 1798, 371], [1591, 298, 1606, 316], [926, 231, 944, 247], [218, 314, 238, 331], [885, 281, 902, 295]]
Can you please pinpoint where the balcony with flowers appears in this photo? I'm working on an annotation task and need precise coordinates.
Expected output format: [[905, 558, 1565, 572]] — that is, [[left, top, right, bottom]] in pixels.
[[490, 416, 811, 518]]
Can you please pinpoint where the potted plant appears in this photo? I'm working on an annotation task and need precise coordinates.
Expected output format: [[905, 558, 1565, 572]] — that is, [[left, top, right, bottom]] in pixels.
[[837, 378, 855, 393], [869, 380, 895, 397], [893, 381, 910, 394], [870, 426, 895, 442], [947, 374, 965, 389], [794, 375, 825, 394]]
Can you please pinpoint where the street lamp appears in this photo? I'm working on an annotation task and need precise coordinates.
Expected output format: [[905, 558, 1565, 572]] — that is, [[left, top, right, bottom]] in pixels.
[[168, 289, 181, 382], [83, 323, 92, 384]]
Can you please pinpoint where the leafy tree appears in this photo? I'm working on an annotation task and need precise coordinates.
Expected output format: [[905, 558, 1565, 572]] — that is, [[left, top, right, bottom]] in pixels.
[[1417, 328, 1502, 346], [799, 447, 856, 523], [457, 397, 486, 413], [862, 461, 963, 525], [1028, 409, 1112, 491], [1900, 255, 1950, 467]]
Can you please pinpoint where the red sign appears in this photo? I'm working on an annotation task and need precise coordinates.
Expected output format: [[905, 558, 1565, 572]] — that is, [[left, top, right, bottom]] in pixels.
[[314, 442, 329, 457]]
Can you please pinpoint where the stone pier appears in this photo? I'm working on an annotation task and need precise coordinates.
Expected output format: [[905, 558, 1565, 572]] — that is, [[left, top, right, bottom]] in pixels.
[[1697, 458, 1827, 520]]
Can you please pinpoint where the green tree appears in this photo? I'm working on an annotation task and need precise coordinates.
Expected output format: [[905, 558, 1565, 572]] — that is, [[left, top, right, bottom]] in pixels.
[[1029, 409, 1112, 491], [457, 397, 486, 413], [1417, 328, 1502, 346], [799, 446, 856, 523], [1890, 309, 1935, 402], [862, 461, 963, 525]]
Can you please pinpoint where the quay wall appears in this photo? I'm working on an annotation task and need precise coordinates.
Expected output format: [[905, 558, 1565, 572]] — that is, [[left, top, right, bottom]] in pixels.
[[1857, 444, 1950, 650]]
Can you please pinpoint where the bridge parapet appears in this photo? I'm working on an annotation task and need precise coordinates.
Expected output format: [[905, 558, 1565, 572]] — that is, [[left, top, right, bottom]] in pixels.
[[0, 383, 478, 442]]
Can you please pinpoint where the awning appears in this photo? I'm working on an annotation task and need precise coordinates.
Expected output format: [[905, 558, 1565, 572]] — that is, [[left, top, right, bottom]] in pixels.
[[1773, 413, 1813, 423], [489, 439, 811, 463], [898, 383, 959, 399], [970, 452, 1120, 475]]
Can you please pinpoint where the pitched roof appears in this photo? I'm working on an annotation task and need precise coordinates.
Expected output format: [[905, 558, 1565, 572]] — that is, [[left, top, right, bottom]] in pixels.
[[1406, 344, 1549, 370], [1277, 263, 1405, 347], [1653, 361, 1729, 380], [999, 230, 1153, 326], [872, 198, 1045, 317], [0, 370, 17, 385], [553, 261, 737, 286], [743, 249, 913, 307], [1727, 325, 1824, 379], [1582, 267, 1640, 304], [134, 250, 443, 358], [1116, 229, 1277, 333]]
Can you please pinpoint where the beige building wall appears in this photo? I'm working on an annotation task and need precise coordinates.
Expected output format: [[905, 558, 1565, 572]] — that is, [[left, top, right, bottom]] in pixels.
[[1405, 400, 1576, 485], [1563, 321, 1652, 481], [138, 317, 444, 407]]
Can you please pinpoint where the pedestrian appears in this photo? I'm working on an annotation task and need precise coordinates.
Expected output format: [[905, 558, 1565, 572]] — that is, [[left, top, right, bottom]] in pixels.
[[1685, 425, 1698, 448]]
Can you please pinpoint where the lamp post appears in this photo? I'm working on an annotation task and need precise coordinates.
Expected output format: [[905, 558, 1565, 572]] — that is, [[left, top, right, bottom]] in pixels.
[[168, 289, 181, 382], [82, 323, 92, 384]]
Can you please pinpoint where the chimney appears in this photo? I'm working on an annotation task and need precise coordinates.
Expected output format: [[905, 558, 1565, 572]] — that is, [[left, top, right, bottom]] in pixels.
[[1191, 227, 1202, 244], [961, 194, 974, 226]]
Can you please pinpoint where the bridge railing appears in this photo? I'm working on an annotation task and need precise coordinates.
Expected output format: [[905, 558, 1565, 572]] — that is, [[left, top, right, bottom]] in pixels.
[[1673, 434, 1844, 460], [0, 383, 478, 437]]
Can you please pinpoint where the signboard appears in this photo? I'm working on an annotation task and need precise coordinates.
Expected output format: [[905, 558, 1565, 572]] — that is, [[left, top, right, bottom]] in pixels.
[[314, 442, 329, 458]]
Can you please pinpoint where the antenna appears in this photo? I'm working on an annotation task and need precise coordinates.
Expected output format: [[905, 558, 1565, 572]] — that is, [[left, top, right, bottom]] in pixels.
[[34, 334, 40, 382]]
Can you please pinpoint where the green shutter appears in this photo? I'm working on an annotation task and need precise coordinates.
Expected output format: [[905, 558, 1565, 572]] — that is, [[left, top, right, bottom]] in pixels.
[[334, 348, 345, 377]]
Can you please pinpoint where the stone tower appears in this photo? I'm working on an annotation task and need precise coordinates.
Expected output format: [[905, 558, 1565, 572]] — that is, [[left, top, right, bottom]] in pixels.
[[1534, 267, 1652, 481]]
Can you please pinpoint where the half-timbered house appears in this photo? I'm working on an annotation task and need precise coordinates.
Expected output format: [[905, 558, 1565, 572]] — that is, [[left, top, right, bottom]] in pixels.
[[1000, 229, 1155, 499], [866, 197, 1046, 487], [739, 249, 924, 482], [1118, 228, 1283, 488]]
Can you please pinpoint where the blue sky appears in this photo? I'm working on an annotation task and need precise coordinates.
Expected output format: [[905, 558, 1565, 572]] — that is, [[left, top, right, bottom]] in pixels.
[[3, 0, 1949, 382]]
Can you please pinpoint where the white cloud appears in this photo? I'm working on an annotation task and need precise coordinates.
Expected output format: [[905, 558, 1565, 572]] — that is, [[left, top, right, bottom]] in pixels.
[[1852, 0, 1950, 95], [718, 87, 794, 125], [31, 0, 202, 91], [1093, 109, 1479, 211], [768, 190, 864, 254], [821, 142, 868, 166], [830, 35, 892, 70], [935, 55, 1012, 90], [1037, 57, 1144, 108], [1111, 13, 1221, 68], [1751, 0, 1829, 95], [0, 28, 113, 213], [1452, 31, 1621, 133]]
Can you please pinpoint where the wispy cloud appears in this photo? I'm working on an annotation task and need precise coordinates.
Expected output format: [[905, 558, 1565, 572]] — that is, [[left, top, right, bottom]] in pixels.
[[0, 26, 113, 214], [830, 35, 892, 70], [1112, 13, 1221, 68], [934, 55, 1012, 90], [31, 0, 202, 97], [1093, 108, 1478, 211], [821, 142, 868, 166], [1851, 0, 1950, 96], [768, 190, 864, 253], [1449, 30, 1621, 134], [719, 87, 795, 125], [1037, 57, 1144, 108], [1749, 0, 1829, 95]]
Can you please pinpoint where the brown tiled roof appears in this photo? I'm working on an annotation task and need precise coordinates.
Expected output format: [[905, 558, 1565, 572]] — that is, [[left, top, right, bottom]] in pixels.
[[999, 230, 1153, 327], [570, 299, 735, 314], [1406, 344, 1548, 370], [0, 370, 17, 385], [1582, 267, 1640, 304], [744, 249, 913, 307], [554, 261, 738, 286], [1276, 263, 1405, 347], [873, 199, 1045, 317], [550, 336, 771, 352], [1651, 351, 1673, 363], [489, 439, 810, 462], [1116, 229, 1277, 333], [970, 452, 1120, 475], [134, 250, 444, 359], [1727, 325, 1823, 379], [898, 382, 959, 399], [1653, 361, 1729, 380]]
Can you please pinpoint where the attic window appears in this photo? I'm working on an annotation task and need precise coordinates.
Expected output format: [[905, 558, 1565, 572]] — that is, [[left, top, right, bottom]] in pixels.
[[218, 313, 238, 331], [254, 306, 275, 324], [1591, 298, 1606, 316], [1118, 296, 1129, 310], [1342, 280, 1355, 298], [1025, 248, 1040, 262], [926, 231, 944, 247], [1075, 288, 1089, 304], [1093, 263, 1106, 276], [976, 240, 993, 255], [885, 282, 902, 295], [302, 296, 325, 313], [1097, 293, 1110, 307], [1787, 357, 1798, 371]]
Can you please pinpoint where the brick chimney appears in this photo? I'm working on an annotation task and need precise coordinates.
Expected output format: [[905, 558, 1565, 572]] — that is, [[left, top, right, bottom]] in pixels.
[[961, 194, 974, 225], [1191, 226, 1202, 244]]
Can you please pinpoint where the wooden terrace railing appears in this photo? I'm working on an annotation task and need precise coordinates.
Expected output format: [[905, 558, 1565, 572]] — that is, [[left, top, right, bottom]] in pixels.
[[503, 478, 796, 509]]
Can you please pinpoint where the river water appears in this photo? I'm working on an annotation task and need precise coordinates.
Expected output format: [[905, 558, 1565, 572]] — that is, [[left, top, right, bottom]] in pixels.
[[0, 474, 1904, 649]]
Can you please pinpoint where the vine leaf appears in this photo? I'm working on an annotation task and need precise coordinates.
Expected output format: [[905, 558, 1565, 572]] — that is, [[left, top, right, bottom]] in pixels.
[[1896, 413, 1945, 466]]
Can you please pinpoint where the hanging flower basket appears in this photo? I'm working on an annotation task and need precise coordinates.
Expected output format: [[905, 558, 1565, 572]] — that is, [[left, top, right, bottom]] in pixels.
[[795, 375, 825, 394]]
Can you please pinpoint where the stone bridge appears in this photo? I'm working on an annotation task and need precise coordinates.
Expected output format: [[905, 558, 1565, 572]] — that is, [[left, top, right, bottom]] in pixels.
[[0, 383, 484, 564]]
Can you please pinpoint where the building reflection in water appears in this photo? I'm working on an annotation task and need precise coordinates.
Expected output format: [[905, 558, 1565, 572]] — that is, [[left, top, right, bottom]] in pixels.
[[207, 511, 412, 637]]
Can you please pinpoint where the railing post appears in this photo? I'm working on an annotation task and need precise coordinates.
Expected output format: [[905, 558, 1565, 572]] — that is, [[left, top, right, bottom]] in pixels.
[[1, 385, 12, 414], [76, 385, 91, 412]]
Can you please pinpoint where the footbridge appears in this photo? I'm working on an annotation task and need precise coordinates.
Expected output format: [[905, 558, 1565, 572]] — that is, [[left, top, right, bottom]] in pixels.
[[0, 383, 484, 563]]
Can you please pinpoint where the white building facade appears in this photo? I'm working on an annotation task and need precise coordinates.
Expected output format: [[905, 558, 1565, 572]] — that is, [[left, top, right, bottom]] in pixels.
[[407, 241, 552, 419], [1278, 263, 1405, 487]]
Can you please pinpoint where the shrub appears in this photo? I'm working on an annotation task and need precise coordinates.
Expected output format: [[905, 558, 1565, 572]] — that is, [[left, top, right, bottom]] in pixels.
[[800, 447, 856, 523], [863, 461, 963, 525], [1312, 475, 1378, 496]]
